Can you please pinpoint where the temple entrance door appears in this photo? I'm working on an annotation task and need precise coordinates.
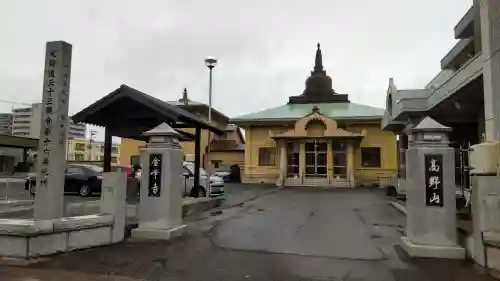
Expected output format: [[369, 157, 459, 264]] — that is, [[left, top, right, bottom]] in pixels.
[[305, 140, 327, 178]]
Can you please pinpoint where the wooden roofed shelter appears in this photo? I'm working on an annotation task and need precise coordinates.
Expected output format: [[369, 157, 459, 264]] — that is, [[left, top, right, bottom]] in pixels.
[[72, 84, 224, 196]]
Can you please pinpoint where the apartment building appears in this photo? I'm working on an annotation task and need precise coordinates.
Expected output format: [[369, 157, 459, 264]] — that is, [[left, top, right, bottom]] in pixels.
[[0, 113, 12, 135], [67, 139, 120, 163], [383, 2, 485, 181], [11, 103, 86, 139], [11, 103, 42, 138], [382, 1, 500, 270], [68, 118, 86, 139]]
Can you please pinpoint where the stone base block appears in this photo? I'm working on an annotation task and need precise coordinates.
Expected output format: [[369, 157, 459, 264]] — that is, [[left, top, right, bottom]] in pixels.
[[29, 233, 67, 257], [68, 227, 112, 250], [131, 224, 187, 241], [0, 236, 27, 258], [401, 236, 465, 259]]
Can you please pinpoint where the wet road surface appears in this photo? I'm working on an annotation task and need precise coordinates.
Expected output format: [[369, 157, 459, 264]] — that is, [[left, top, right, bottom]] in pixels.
[[0, 186, 494, 281]]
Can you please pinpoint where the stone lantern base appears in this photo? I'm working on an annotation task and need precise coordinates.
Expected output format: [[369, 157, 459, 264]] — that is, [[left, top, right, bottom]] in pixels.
[[131, 224, 187, 241], [401, 237, 465, 259]]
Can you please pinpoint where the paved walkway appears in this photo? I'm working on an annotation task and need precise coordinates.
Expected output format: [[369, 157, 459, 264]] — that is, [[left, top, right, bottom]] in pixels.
[[0, 186, 495, 280]]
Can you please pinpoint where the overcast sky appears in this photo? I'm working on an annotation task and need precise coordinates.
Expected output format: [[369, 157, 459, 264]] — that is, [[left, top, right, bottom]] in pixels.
[[0, 0, 472, 140]]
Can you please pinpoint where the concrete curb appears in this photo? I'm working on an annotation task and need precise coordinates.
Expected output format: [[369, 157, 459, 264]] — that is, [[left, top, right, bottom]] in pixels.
[[0, 200, 34, 215], [0, 257, 49, 266], [66, 197, 225, 219], [388, 201, 407, 216], [0, 206, 33, 215], [0, 199, 34, 206], [182, 197, 224, 217]]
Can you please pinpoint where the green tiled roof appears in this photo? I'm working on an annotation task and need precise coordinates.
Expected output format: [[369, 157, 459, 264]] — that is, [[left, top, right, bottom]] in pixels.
[[231, 102, 384, 122]]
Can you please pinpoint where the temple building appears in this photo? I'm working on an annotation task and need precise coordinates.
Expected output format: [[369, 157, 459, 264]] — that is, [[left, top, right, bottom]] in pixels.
[[231, 44, 398, 187]]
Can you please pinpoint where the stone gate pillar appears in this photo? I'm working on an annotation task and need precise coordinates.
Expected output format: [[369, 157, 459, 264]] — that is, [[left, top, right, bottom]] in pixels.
[[401, 117, 465, 259], [131, 123, 187, 240]]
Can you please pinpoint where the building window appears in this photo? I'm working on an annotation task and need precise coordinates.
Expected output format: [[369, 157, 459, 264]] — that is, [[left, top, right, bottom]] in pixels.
[[13, 132, 29, 136], [74, 153, 84, 161], [332, 141, 347, 178], [111, 156, 118, 163], [12, 125, 31, 130], [211, 160, 222, 169], [75, 143, 86, 151], [361, 147, 381, 167], [131, 155, 140, 166], [286, 142, 300, 177], [258, 147, 276, 166], [111, 147, 118, 154]]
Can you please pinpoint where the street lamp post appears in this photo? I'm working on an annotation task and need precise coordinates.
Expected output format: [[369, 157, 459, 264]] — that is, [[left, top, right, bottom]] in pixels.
[[89, 130, 97, 162], [204, 57, 217, 171]]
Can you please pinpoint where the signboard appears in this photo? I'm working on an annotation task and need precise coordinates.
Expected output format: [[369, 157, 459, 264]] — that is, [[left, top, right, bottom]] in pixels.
[[34, 41, 72, 220], [425, 154, 444, 207], [148, 154, 163, 197]]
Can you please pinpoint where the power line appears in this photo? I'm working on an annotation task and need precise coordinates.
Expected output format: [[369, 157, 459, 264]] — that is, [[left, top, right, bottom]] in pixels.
[[0, 99, 38, 106]]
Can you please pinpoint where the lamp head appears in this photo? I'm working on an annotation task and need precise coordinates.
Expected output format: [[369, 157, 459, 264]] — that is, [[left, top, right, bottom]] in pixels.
[[204, 57, 218, 69]]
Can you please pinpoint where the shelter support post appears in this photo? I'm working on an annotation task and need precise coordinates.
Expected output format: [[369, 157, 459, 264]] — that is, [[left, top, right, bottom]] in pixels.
[[194, 127, 201, 197], [103, 128, 112, 172]]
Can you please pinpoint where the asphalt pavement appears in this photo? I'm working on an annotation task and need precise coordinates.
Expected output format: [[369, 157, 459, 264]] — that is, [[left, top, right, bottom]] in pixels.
[[0, 185, 495, 281]]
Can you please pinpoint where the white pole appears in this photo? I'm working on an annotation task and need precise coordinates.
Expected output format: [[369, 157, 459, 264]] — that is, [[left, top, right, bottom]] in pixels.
[[208, 67, 213, 124], [207, 67, 213, 176]]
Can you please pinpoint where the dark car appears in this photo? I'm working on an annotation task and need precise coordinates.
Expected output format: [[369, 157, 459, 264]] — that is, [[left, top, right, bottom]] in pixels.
[[25, 164, 103, 197], [213, 164, 241, 183]]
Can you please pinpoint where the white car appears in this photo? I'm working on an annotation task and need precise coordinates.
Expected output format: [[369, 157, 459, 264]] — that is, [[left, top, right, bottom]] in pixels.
[[182, 162, 224, 197]]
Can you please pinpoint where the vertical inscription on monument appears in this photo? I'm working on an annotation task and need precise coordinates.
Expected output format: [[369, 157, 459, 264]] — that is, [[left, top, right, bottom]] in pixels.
[[34, 41, 72, 220], [425, 154, 444, 207], [148, 154, 163, 197]]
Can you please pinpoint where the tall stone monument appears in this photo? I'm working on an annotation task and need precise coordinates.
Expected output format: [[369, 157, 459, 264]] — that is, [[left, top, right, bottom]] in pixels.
[[34, 41, 72, 220], [131, 123, 187, 240], [401, 117, 465, 259]]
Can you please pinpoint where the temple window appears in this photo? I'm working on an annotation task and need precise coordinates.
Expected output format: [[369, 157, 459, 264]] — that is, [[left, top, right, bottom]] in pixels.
[[332, 141, 347, 178], [361, 147, 381, 167], [258, 147, 276, 166], [286, 142, 300, 177]]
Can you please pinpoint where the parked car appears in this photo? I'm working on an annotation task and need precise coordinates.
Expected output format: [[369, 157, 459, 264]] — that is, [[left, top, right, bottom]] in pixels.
[[182, 161, 224, 197], [213, 164, 241, 183], [25, 164, 103, 197], [111, 164, 133, 178]]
